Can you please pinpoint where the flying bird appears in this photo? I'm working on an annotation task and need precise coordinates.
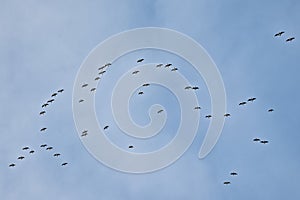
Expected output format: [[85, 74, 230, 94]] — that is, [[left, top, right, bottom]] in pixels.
[[82, 83, 88, 88], [268, 108, 274, 112], [61, 162, 68, 166], [157, 109, 164, 114], [205, 115, 212, 118], [47, 99, 55, 103], [260, 140, 269, 144], [137, 58, 144, 63], [104, 63, 111, 67], [194, 106, 201, 110], [248, 97, 256, 102], [185, 86, 192, 90], [103, 125, 109, 130], [253, 138, 260, 142], [223, 181, 231, 185], [9, 163, 16, 167], [51, 93, 57, 97], [138, 91, 144, 95], [82, 130, 88, 134], [274, 31, 284, 37], [224, 113, 231, 117], [239, 102, 247, 106], [58, 89, 64, 93], [156, 64, 163, 67], [39, 111, 46, 115], [29, 150, 35, 154], [192, 86, 199, 90], [40, 127, 47, 132], [79, 99, 84, 103], [98, 71, 106, 75], [128, 145, 134, 149], [171, 68, 178, 71], [98, 66, 106, 70], [42, 103, 49, 108], [286, 37, 295, 42], [142, 83, 150, 87], [165, 63, 172, 67], [46, 147, 53, 150], [22, 147, 29, 150], [81, 132, 88, 137], [230, 172, 238, 176], [132, 70, 139, 75], [17, 156, 25, 160], [40, 144, 47, 148], [90, 88, 96, 92], [53, 153, 61, 157], [95, 77, 100, 81]]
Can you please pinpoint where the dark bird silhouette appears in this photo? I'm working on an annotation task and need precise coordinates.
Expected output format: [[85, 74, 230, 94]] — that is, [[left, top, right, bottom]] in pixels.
[[286, 37, 295, 42], [9, 163, 16, 167], [248, 97, 256, 102], [253, 138, 260, 142], [171, 68, 178, 71], [82, 83, 88, 88], [165, 63, 172, 67], [22, 147, 29, 150], [205, 115, 212, 118], [95, 77, 100, 81], [138, 91, 144, 95], [104, 125, 109, 130], [90, 88, 96, 92], [239, 102, 247, 106], [17, 156, 25, 160], [156, 64, 163, 67], [81, 132, 88, 137], [224, 113, 231, 117], [39, 111, 46, 115], [157, 109, 164, 114], [98, 71, 106, 75], [142, 83, 150, 87], [137, 58, 144, 63], [194, 106, 201, 110], [230, 172, 238, 176], [223, 181, 231, 185], [128, 145, 134, 149], [46, 147, 53, 150], [185, 86, 192, 90], [132, 70, 140, 75], [260, 140, 269, 144], [51, 93, 57, 97], [58, 89, 64, 93], [192, 86, 199, 90], [40, 127, 47, 132], [29, 150, 35, 154], [40, 144, 47, 148], [104, 63, 111, 67], [274, 31, 284, 37], [98, 66, 106, 70], [42, 103, 49, 108], [47, 99, 55, 103], [53, 153, 61, 157], [61, 162, 68, 166], [79, 99, 84, 103], [82, 130, 88, 134], [268, 108, 274, 112]]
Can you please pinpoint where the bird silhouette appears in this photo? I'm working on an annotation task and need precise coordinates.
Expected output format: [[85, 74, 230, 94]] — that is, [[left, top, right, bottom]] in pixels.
[[137, 58, 144, 63], [156, 64, 163, 67], [171, 68, 178, 71], [224, 113, 231, 117], [47, 99, 55, 103], [58, 89, 64, 93], [29, 150, 35, 154], [260, 140, 269, 144], [79, 99, 84, 103], [90, 88, 96, 92], [40, 144, 47, 148], [128, 145, 134, 149], [239, 102, 247, 106], [165, 63, 172, 67], [17, 156, 25, 160], [46, 147, 53, 150], [194, 106, 201, 110], [82, 83, 88, 88], [205, 115, 212, 118], [103, 125, 109, 130], [286, 37, 295, 42], [247, 97, 256, 102], [230, 172, 238, 176], [157, 109, 164, 114], [95, 77, 100, 81], [268, 108, 274, 112], [51, 93, 57, 97], [42, 103, 49, 108], [39, 111, 46, 115], [192, 86, 199, 90], [223, 181, 231, 185], [40, 127, 47, 132], [142, 83, 150, 87], [61, 162, 68, 166], [274, 31, 284, 37], [98, 71, 106, 75], [132, 70, 140, 75], [22, 147, 29, 150], [9, 163, 16, 167], [185, 86, 192, 90], [138, 91, 144, 95], [253, 138, 260, 142], [53, 153, 61, 157]]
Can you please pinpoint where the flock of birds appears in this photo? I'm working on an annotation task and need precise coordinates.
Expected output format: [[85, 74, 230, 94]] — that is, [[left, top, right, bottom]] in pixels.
[[274, 31, 295, 42], [8, 89, 69, 168]]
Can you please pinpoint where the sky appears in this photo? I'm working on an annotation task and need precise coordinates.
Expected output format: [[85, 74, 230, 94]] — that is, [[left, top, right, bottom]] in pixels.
[[1, 0, 300, 199]]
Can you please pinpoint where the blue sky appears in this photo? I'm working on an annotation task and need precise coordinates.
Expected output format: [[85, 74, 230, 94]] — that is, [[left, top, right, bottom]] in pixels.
[[1, 0, 300, 199]]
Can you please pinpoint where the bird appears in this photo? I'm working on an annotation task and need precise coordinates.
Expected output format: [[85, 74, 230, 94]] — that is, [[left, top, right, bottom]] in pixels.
[[82, 83, 88, 88], [138, 91, 144, 95], [185, 86, 192, 90], [128, 145, 134, 149], [40, 144, 47, 148], [95, 77, 100, 81], [194, 106, 201, 110], [9, 163, 16, 167], [157, 109, 164, 114], [142, 83, 150, 87], [171, 68, 178, 71], [230, 172, 238, 176], [58, 89, 64, 93], [79, 99, 84, 103], [274, 31, 285, 37], [239, 102, 247, 106], [260, 140, 269, 144], [47, 99, 55, 103], [286, 37, 295, 42], [29, 150, 35, 154], [253, 138, 260, 142], [61, 162, 68, 166], [53, 153, 61, 157], [82, 130, 88, 134], [137, 58, 144, 63], [42, 103, 49, 108], [248, 97, 256, 102], [223, 181, 231, 185], [90, 88, 96, 92], [268, 108, 274, 112], [81, 132, 88, 137], [132, 70, 139, 75], [224, 113, 231, 117], [165, 63, 172, 67], [17, 156, 25, 160], [98, 66, 106, 70], [98, 71, 106, 75], [104, 63, 111, 67], [192, 86, 199, 90], [39, 111, 46, 115], [103, 125, 109, 130], [51, 93, 57, 97], [40, 127, 47, 132], [156, 64, 163, 67], [22, 147, 29, 150], [46, 147, 53, 150], [205, 115, 212, 118]]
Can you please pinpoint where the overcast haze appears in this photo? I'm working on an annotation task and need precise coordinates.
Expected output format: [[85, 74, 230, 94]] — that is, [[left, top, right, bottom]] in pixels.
[[1, 0, 300, 199]]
